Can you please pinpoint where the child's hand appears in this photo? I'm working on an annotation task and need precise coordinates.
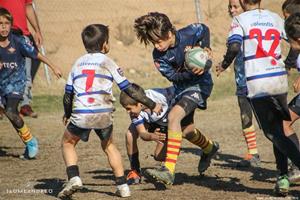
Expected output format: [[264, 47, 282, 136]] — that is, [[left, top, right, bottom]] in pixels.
[[62, 114, 69, 126], [204, 47, 213, 60], [152, 128, 166, 143], [191, 67, 204, 75], [293, 76, 300, 93], [53, 67, 63, 79], [215, 62, 225, 77]]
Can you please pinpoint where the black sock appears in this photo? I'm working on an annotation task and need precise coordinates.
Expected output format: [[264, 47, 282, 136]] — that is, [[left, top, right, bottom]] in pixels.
[[66, 165, 79, 180], [128, 152, 140, 173], [288, 133, 300, 151], [115, 176, 126, 186]]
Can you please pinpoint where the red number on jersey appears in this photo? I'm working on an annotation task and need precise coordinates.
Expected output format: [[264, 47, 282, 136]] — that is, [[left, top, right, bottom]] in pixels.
[[82, 69, 95, 103], [249, 28, 280, 59]]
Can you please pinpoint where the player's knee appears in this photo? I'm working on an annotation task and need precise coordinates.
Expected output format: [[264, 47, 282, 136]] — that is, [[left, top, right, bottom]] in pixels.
[[241, 113, 252, 129], [168, 111, 181, 125], [62, 131, 79, 147], [5, 110, 23, 128]]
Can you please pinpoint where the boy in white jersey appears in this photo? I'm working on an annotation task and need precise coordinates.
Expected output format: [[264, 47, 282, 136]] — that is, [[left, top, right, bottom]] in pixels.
[[58, 24, 161, 198], [120, 83, 218, 185], [217, 0, 300, 196]]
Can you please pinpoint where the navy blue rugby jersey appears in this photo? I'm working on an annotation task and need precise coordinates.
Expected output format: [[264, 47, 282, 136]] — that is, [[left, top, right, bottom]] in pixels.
[[153, 23, 213, 95], [0, 33, 37, 96]]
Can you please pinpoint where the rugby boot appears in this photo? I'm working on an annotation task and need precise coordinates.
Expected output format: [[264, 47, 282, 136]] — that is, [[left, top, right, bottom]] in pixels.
[[116, 183, 131, 198], [22, 137, 39, 159], [274, 175, 289, 197], [144, 166, 174, 185], [236, 153, 261, 168], [126, 170, 141, 185], [58, 176, 83, 198], [198, 141, 219, 174], [20, 105, 38, 118], [288, 166, 300, 184]]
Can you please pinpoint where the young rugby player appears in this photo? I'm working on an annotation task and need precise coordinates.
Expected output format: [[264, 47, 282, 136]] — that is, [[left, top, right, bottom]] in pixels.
[[217, 0, 300, 196], [134, 12, 219, 185], [217, 0, 260, 168], [120, 83, 217, 185], [281, 0, 300, 184], [58, 24, 161, 198], [0, 8, 61, 159]]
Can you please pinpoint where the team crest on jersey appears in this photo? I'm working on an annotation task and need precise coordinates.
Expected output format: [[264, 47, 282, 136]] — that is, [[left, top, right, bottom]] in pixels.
[[230, 23, 239, 31], [191, 92, 200, 100], [117, 68, 124, 76], [7, 47, 16, 54]]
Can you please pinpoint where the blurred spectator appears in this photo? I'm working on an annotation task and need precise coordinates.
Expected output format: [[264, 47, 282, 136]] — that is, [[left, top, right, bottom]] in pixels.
[[0, 0, 42, 118]]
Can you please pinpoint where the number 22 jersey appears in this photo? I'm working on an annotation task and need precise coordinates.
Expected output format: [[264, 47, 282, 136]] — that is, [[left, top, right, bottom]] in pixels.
[[228, 9, 288, 98]]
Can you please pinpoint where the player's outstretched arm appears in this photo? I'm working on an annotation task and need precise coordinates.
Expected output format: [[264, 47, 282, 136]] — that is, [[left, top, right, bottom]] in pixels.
[[37, 52, 62, 78], [216, 42, 241, 76], [123, 85, 162, 115], [136, 125, 166, 142]]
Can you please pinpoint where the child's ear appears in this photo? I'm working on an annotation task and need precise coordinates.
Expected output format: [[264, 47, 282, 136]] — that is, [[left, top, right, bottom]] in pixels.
[[102, 42, 110, 53]]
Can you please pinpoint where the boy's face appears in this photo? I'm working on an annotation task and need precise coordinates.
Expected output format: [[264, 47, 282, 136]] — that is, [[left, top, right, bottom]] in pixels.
[[153, 31, 175, 52], [289, 37, 300, 52], [0, 16, 11, 38], [228, 0, 243, 17], [124, 103, 143, 117]]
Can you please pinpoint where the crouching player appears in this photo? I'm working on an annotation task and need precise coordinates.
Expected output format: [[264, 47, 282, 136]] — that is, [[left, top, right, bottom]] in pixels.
[[0, 8, 62, 159], [58, 24, 161, 198], [120, 83, 218, 185]]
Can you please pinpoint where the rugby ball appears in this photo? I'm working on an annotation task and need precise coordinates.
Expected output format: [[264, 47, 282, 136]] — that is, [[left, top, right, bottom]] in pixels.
[[185, 47, 211, 71]]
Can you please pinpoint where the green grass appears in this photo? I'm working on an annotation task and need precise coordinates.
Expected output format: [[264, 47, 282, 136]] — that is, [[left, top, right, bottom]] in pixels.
[[31, 95, 63, 113]]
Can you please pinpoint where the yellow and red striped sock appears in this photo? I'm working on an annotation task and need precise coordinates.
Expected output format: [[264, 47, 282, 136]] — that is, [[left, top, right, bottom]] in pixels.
[[17, 124, 33, 143], [185, 128, 213, 154], [243, 125, 258, 155], [165, 130, 182, 174]]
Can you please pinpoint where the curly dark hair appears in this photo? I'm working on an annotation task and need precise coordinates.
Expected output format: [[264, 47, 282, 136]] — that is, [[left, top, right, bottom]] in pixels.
[[285, 12, 300, 40], [134, 12, 176, 46]]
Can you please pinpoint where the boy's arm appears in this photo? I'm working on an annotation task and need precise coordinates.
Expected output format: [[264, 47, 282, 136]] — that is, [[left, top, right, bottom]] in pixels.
[[195, 23, 210, 49], [63, 92, 73, 125], [285, 48, 299, 70], [155, 59, 195, 83], [36, 52, 62, 78], [216, 17, 243, 76], [106, 59, 161, 113], [123, 85, 158, 111], [135, 124, 165, 142], [25, 2, 43, 47]]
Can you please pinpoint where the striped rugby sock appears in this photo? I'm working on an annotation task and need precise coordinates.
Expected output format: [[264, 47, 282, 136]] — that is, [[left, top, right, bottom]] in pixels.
[[243, 125, 258, 155], [165, 130, 182, 174], [185, 128, 213, 154], [17, 124, 33, 143]]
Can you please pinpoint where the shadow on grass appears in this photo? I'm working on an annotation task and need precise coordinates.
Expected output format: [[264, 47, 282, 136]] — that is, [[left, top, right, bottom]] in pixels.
[[34, 177, 118, 199]]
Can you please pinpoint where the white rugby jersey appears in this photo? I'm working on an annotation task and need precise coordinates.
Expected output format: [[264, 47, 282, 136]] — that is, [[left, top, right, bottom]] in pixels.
[[228, 9, 288, 98], [131, 87, 175, 127], [65, 53, 130, 129]]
